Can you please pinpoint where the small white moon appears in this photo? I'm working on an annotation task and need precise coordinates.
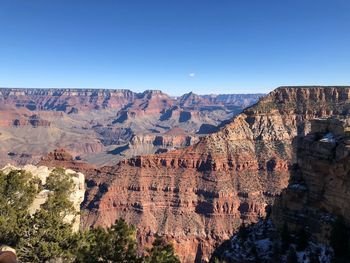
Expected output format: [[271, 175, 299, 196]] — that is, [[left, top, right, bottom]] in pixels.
[[189, 72, 195, 78]]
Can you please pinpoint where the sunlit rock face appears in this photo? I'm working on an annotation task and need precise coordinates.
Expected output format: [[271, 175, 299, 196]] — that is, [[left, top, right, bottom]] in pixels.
[[0, 88, 263, 167], [76, 87, 349, 262]]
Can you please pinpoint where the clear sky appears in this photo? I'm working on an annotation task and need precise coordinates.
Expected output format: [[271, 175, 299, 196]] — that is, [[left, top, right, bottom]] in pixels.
[[0, 0, 349, 95]]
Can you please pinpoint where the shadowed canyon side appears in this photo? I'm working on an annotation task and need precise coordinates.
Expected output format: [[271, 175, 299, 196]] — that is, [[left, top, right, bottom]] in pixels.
[[77, 86, 350, 262], [212, 117, 350, 262], [272, 117, 350, 236], [0, 88, 263, 167]]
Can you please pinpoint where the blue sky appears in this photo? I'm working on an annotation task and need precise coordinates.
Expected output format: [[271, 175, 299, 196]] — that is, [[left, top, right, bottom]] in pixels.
[[0, 0, 349, 95]]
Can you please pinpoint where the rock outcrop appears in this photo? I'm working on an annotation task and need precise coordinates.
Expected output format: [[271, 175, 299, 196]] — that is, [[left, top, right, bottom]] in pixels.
[[0, 164, 85, 232], [80, 86, 350, 262]]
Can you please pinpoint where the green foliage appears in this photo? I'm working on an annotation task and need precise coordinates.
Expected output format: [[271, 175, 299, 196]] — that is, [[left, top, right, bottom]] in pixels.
[[17, 208, 78, 262], [42, 168, 76, 218], [0, 167, 181, 263], [213, 259, 229, 263], [0, 170, 38, 246], [209, 239, 231, 263], [75, 219, 140, 263], [16, 168, 77, 262], [144, 236, 180, 263]]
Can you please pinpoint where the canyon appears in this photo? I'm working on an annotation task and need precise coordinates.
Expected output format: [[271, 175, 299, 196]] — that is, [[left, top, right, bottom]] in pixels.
[[39, 86, 350, 262], [0, 88, 262, 167]]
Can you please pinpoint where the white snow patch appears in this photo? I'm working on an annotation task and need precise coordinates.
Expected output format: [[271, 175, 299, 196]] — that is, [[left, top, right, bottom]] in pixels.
[[320, 132, 336, 143]]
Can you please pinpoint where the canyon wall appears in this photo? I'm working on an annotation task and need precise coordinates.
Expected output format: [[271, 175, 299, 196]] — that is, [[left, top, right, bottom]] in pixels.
[[0, 88, 262, 167], [80, 87, 350, 262], [272, 117, 350, 243]]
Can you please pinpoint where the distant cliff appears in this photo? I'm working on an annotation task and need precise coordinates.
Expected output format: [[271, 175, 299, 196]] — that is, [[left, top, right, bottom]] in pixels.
[[0, 87, 263, 167]]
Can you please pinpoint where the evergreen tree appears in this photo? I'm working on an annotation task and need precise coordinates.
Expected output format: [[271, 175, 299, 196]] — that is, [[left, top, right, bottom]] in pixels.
[[0, 170, 38, 246], [237, 223, 249, 243], [144, 236, 180, 263], [0, 168, 181, 263], [75, 219, 140, 263], [17, 168, 77, 262], [271, 240, 281, 262], [250, 242, 261, 263], [309, 251, 320, 263]]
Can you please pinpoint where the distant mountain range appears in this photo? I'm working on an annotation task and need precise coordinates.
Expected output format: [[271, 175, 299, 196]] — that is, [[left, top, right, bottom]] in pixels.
[[0, 88, 264, 167]]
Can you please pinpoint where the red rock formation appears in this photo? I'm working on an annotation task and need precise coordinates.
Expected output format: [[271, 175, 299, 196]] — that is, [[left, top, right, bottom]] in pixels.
[[80, 87, 350, 262], [40, 149, 96, 173], [0, 88, 262, 167], [0, 111, 51, 128]]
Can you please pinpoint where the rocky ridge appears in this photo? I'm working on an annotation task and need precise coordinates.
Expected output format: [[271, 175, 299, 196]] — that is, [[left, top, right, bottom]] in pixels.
[[0, 88, 262, 167]]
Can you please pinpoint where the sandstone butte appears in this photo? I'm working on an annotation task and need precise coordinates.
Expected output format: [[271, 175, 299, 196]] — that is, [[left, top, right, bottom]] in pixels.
[[40, 86, 350, 262]]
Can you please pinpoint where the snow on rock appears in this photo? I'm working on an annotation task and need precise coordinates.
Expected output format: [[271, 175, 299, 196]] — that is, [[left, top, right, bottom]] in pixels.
[[215, 219, 333, 263], [319, 132, 336, 144]]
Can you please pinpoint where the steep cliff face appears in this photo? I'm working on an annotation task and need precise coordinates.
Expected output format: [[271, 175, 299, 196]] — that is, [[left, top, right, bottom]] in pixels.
[[81, 87, 350, 262], [272, 117, 350, 241], [0, 88, 136, 112], [212, 117, 349, 263]]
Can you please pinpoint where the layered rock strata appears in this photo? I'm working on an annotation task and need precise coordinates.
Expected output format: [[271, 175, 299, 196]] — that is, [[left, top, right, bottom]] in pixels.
[[80, 87, 349, 262], [0, 88, 262, 167]]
